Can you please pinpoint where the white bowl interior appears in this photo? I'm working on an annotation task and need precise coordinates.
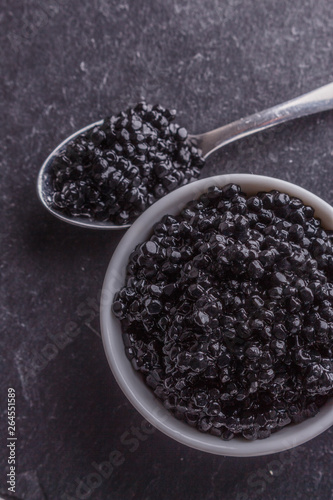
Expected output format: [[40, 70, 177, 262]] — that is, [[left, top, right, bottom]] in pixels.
[[100, 174, 333, 456]]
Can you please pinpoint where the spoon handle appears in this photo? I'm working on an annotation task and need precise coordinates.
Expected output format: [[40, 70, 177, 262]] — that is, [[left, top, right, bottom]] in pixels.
[[193, 82, 333, 158]]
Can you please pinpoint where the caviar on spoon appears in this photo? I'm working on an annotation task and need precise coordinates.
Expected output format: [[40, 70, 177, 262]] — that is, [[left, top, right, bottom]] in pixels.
[[37, 82, 333, 229]]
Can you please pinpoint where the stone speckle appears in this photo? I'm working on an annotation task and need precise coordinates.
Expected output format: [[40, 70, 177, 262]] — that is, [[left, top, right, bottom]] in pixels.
[[1, 0, 333, 499]]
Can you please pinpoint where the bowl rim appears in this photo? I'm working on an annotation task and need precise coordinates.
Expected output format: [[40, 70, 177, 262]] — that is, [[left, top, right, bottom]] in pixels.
[[100, 173, 333, 457]]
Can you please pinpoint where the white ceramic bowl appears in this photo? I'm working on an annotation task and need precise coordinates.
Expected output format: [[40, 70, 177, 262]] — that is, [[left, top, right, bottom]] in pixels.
[[100, 174, 333, 457]]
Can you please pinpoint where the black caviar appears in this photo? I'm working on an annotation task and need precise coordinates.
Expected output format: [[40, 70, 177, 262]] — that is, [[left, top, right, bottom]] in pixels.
[[112, 184, 333, 440], [49, 103, 204, 224]]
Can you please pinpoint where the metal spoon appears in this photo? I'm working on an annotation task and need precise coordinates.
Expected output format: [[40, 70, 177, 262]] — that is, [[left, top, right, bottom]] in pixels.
[[37, 82, 333, 229]]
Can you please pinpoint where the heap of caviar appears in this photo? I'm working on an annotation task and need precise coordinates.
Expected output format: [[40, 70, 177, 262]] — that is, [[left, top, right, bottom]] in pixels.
[[112, 184, 333, 440], [49, 102, 205, 225]]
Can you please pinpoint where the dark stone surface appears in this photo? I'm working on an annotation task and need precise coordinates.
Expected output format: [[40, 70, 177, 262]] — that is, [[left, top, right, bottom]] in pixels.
[[1, 1, 333, 499]]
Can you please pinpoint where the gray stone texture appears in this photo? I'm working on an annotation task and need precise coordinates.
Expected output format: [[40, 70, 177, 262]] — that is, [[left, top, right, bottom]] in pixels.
[[1, 0, 333, 499]]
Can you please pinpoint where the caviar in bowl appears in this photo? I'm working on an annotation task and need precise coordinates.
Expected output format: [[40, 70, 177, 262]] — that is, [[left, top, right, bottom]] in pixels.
[[100, 174, 333, 457]]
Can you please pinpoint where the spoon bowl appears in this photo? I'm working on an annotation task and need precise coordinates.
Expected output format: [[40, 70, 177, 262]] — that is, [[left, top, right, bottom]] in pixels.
[[37, 82, 333, 229], [37, 120, 131, 229]]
